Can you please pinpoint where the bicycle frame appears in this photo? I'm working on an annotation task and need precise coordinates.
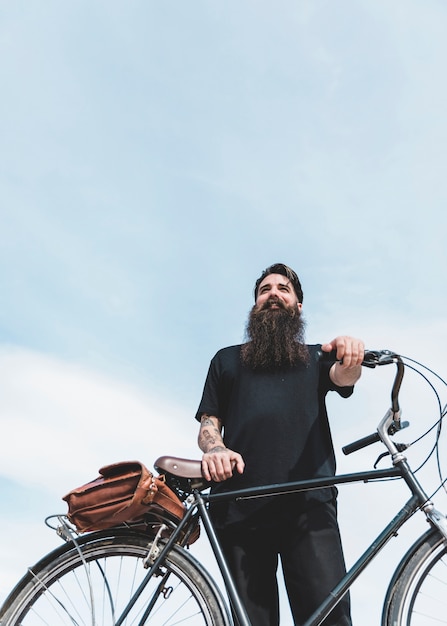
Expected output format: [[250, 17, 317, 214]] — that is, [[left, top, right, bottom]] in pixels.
[[130, 454, 446, 626]]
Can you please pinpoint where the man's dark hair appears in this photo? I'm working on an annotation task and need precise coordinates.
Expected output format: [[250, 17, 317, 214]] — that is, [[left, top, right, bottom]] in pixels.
[[254, 263, 303, 303]]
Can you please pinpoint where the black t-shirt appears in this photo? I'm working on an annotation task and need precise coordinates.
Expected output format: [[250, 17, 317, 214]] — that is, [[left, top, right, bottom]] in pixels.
[[195, 343, 353, 526]]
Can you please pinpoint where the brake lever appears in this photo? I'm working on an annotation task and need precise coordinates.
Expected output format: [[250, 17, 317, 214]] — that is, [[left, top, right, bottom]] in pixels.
[[373, 443, 410, 468], [362, 349, 398, 368]]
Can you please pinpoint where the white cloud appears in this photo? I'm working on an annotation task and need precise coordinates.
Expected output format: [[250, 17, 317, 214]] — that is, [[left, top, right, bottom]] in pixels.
[[0, 347, 199, 496]]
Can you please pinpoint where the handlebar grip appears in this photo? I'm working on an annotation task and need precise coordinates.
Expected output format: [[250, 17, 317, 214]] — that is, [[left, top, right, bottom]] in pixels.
[[342, 432, 381, 455], [317, 349, 339, 362]]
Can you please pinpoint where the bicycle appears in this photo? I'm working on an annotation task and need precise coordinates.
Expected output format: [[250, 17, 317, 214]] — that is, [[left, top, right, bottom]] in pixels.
[[1, 349, 447, 626]]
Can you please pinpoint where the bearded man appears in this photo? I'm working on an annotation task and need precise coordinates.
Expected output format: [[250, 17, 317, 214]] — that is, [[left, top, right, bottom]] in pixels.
[[195, 263, 364, 626]]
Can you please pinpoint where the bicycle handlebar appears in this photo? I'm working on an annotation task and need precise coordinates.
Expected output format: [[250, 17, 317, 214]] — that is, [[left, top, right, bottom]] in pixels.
[[319, 348, 406, 456], [318, 348, 399, 369], [362, 349, 404, 413]]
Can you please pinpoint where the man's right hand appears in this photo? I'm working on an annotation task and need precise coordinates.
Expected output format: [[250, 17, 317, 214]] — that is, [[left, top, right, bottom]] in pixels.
[[201, 446, 245, 482], [198, 413, 245, 481]]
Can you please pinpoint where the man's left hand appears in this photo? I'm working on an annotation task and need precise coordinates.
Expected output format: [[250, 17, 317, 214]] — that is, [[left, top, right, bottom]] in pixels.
[[321, 336, 365, 386]]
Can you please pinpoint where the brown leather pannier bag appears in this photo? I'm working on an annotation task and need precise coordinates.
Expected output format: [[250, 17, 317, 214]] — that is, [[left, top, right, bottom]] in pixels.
[[63, 460, 189, 536]]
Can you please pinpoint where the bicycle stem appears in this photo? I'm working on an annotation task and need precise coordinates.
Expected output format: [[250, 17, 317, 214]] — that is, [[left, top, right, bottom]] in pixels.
[[377, 408, 403, 459]]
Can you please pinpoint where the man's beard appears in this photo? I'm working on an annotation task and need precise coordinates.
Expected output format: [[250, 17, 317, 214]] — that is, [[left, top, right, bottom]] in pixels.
[[240, 299, 309, 371]]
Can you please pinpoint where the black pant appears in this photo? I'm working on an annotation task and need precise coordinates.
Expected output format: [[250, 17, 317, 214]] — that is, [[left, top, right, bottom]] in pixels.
[[217, 499, 351, 626]]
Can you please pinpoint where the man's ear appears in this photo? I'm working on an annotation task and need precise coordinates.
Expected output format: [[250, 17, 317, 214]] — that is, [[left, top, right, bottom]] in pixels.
[[297, 302, 303, 312]]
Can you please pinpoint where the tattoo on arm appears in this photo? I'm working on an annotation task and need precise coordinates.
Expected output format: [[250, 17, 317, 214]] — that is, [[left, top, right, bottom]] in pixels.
[[200, 415, 214, 427], [198, 414, 225, 453]]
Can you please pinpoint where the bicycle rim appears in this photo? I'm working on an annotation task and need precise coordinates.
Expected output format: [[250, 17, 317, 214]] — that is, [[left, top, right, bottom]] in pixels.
[[0, 531, 229, 626], [385, 531, 447, 625]]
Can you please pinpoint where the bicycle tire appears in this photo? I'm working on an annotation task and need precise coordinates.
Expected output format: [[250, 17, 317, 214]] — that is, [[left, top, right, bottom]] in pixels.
[[0, 528, 230, 626], [382, 527, 447, 625]]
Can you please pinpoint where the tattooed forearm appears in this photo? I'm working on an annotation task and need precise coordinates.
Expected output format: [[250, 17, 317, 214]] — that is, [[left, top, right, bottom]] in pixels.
[[198, 414, 225, 453]]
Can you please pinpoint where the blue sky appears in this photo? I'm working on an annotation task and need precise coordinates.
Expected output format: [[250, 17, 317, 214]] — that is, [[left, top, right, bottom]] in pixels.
[[1, 2, 447, 624]]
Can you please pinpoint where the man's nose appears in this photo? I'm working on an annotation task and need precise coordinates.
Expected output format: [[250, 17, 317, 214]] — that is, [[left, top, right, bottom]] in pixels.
[[268, 294, 280, 303]]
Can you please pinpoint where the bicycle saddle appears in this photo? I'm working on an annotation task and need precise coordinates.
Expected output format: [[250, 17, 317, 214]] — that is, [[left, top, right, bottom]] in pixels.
[[154, 456, 203, 479]]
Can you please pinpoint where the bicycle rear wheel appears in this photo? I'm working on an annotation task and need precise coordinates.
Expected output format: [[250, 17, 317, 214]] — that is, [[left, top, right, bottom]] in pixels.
[[0, 529, 230, 626], [383, 528, 447, 625]]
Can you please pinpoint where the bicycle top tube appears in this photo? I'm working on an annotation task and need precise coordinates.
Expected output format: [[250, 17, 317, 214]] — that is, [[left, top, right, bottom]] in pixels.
[[154, 455, 402, 500]]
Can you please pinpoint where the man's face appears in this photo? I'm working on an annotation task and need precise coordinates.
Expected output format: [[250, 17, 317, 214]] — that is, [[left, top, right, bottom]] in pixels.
[[255, 273, 302, 312]]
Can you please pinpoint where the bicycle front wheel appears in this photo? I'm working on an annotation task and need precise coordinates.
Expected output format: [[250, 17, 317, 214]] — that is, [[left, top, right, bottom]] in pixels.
[[0, 529, 230, 626], [383, 528, 447, 625]]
